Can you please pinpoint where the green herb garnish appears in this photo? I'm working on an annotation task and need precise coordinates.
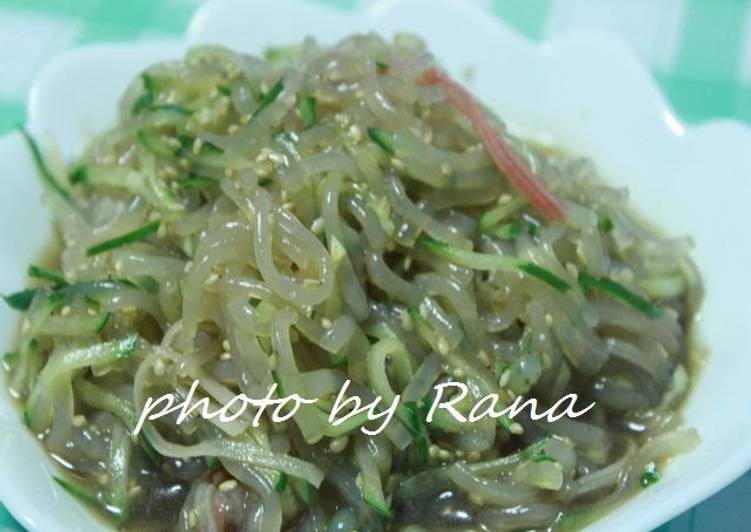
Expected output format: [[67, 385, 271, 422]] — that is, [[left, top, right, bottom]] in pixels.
[[254, 77, 285, 118], [518, 262, 571, 293], [69, 164, 88, 185], [176, 175, 218, 190], [639, 462, 660, 488], [598, 214, 614, 233], [274, 471, 288, 492], [2, 288, 38, 311], [27, 264, 66, 286], [578, 272, 663, 319], [298, 93, 317, 129], [18, 127, 73, 205], [367, 126, 395, 155], [86, 221, 161, 256], [488, 221, 522, 240]]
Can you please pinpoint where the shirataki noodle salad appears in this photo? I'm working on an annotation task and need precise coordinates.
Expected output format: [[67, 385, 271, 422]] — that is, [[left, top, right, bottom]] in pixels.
[[3, 33, 703, 531]]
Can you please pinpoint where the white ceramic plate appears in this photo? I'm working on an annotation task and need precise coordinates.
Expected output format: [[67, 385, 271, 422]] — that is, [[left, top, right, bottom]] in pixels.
[[2, 0, 751, 530]]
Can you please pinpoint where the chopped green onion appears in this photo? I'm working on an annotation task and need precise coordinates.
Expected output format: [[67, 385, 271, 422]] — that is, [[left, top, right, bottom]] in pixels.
[[248, 297, 261, 308], [150, 104, 191, 116], [274, 471, 288, 492], [518, 262, 571, 293], [132, 73, 159, 115], [86, 221, 161, 256], [598, 214, 614, 233], [53, 476, 102, 508], [396, 401, 423, 438], [2, 351, 18, 370], [217, 84, 232, 96], [136, 130, 174, 158], [578, 272, 663, 319], [367, 126, 395, 155], [328, 351, 348, 369], [292, 478, 315, 508], [530, 449, 557, 463], [69, 164, 88, 185], [254, 77, 284, 117], [204, 456, 220, 470], [2, 288, 38, 311], [258, 177, 273, 187], [375, 59, 390, 71], [27, 264, 66, 286], [131, 93, 153, 115], [527, 222, 539, 238], [47, 291, 66, 309], [176, 175, 218, 189], [639, 462, 660, 488], [95, 312, 112, 333], [298, 93, 317, 129], [363, 493, 392, 518], [84, 295, 101, 311], [18, 127, 73, 205], [487, 221, 522, 240]]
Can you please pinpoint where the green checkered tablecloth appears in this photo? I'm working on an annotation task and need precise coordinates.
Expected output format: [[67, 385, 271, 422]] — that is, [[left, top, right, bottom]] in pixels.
[[1, 0, 750, 530]]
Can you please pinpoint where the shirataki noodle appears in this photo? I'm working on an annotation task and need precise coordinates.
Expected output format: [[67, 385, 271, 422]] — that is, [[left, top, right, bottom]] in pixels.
[[3, 32, 702, 531]]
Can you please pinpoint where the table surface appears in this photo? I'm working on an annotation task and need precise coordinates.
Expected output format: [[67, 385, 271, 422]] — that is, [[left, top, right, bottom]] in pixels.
[[0, 0, 749, 530]]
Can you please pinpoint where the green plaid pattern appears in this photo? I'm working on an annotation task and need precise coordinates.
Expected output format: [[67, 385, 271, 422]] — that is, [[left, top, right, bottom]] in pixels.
[[0, 0, 749, 530]]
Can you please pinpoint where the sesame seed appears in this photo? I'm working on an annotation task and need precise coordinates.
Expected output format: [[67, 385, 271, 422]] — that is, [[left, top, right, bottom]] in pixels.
[[227, 124, 240, 134], [310, 217, 324, 234], [222, 340, 231, 351], [509, 422, 524, 435], [451, 366, 464, 379], [438, 337, 450, 356], [499, 368, 512, 387], [60, 305, 71, 317], [218, 479, 237, 492], [390, 157, 405, 171], [440, 163, 452, 176], [192, 138, 203, 154], [220, 352, 232, 361], [400, 311, 413, 331], [545, 313, 553, 326], [329, 436, 349, 453], [498, 194, 512, 205], [204, 273, 220, 285], [72, 415, 86, 427], [320, 318, 333, 329], [154, 358, 166, 377], [347, 124, 362, 143]]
